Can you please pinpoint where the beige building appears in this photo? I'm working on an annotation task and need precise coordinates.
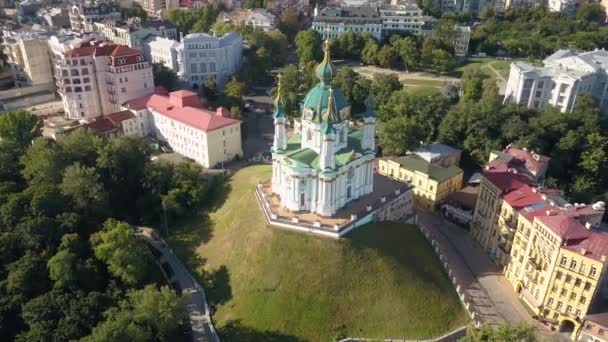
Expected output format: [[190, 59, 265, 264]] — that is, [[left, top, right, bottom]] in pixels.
[[579, 313, 608, 342], [91, 18, 178, 50], [125, 89, 242, 168], [378, 154, 463, 210], [3, 32, 54, 87], [52, 40, 154, 120], [132, 0, 179, 16]]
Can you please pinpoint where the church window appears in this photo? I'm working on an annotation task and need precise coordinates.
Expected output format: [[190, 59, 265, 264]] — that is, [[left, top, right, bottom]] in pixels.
[[306, 129, 312, 141], [347, 168, 354, 183], [347, 186, 352, 199], [339, 128, 345, 143], [300, 193, 305, 206]]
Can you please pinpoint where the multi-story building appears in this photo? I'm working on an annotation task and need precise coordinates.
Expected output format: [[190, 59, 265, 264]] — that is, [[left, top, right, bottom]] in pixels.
[[378, 2, 424, 37], [421, 20, 471, 57], [69, 0, 122, 32], [312, 5, 383, 41], [143, 36, 180, 71], [177, 32, 243, 90], [218, 9, 278, 31], [58, 109, 144, 138], [378, 154, 463, 210], [504, 49, 608, 114], [52, 40, 154, 120], [3, 31, 54, 87], [471, 144, 551, 265], [132, 0, 179, 16], [495, 0, 544, 14], [125, 89, 243, 167], [579, 313, 608, 342], [38, 7, 71, 29], [91, 18, 178, 50]]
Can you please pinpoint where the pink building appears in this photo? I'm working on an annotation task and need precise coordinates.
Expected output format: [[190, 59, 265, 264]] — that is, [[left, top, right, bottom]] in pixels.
[[54, 40, 154, 120]]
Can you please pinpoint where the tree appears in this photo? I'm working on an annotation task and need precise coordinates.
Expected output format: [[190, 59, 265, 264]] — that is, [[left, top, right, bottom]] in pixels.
[[361, 38, 379, 65], [60, 163, 108, 218], [577, 3, 606, 23], [125, 5, 147, 21], [295, 30, 322, 65], [152, 63, 178, 91], [573, 132, 608, 198], [223, 77, 247, 108], [6, 251, 49, 297], [276, 64, 302, 119], [47, 249, 78, 289], [371, 73, 402, 106], [83, 285, 185, 342], [92, 220, 155, 286], [377, 45, 398, 68], [461, 322, 536, 341], [0, 110, 41, 153], [391, 36, 419, 70], [278, 8, 299, 41], [461, 72, 484, 102], [379, 116, 421, 156], [21, 138, 65, 187], [332, 67, 371, 115], [431, 49, 456, 72]]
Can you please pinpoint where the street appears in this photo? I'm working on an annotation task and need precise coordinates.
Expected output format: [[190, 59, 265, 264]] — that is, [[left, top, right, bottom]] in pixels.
[[417, 212, 557, 339], [136, 228, 219, 342]]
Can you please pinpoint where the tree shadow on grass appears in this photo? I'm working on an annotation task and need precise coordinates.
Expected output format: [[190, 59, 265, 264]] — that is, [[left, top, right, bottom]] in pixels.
[[203, 265, 232, 306], [205, 175, 233, 212], [218, 320, 307, 342]]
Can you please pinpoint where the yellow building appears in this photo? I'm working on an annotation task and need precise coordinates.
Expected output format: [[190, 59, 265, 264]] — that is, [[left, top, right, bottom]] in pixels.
[[378, 155, 463, 210], [504, 204, 608, 339]]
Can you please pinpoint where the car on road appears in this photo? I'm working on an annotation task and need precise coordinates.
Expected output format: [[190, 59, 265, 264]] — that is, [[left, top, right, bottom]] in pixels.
[[161, 261, 174, 278]]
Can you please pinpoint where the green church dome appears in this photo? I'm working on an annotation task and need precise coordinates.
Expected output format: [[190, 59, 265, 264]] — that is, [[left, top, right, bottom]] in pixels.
[[315, 40, 336, 84], [302, 83, 348, 122]]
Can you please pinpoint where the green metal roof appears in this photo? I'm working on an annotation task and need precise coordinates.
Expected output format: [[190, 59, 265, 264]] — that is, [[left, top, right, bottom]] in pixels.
[[390, 154, 462, 182], [282, 128, 365, 171], [302, 83, 348, 123]]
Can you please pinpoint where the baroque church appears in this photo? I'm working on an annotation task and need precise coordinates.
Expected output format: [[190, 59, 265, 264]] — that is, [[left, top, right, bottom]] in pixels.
[[270, 40, 376, 217]]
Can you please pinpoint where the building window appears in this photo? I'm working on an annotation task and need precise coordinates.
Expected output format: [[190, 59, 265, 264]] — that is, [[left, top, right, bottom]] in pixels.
[[590, 267, 597, 278], [556, 271, 562, 280], [560, 256, 567, 266], [565, 275, 572, 283], [557, 301, 563, 310], [566, 305, 572, 314], [570, 260, 577, 270], [580, 263, 587, 273], [580, 296, 587, 304], [560, 289, 567, 296], [575, 278, 582, 287], [547, 298, 554, 306], [585, 282, 592, 291], [575, 309, 581, 317], [570, 292, 576, 301], [121, 87, 126, 93]]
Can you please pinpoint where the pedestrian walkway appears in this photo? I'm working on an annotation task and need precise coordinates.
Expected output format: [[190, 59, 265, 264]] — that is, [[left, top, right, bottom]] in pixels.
[[137, 228, 220, 342]]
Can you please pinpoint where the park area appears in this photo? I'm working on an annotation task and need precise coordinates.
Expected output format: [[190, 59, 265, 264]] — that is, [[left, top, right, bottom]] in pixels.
[[347, 57, 515, 96], [166, 165, 468, 341]]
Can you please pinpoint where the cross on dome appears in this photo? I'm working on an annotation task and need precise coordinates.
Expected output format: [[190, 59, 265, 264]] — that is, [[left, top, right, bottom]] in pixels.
[[272, 73, 287, 119]]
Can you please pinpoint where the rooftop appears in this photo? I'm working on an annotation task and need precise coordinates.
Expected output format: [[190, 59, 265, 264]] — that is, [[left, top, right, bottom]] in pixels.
[[316, 5, 381, 21], [585, 312, 608, 327], [126, 90, 240, 132], [411, 143, 461, 163], [390, 154, 462, 182]]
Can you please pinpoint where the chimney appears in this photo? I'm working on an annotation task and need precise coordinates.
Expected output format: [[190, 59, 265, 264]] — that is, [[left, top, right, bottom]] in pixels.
[[542, 194, 547, 201], [581, 248, 587, 255], [533, 153, 540, 161], [532, 188, 537, 193], [216, 107, 231, 118], [602, 255, 607, 262], [585, 222, 592, 230], [523, 147, 528, 152]]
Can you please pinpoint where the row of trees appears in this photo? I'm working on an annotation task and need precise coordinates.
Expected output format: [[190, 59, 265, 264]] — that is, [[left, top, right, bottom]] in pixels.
[[165, 3, 223, 34], [0, 110, 219, 340], [471, 5, 608, 58], [295, 28, 459, 73]]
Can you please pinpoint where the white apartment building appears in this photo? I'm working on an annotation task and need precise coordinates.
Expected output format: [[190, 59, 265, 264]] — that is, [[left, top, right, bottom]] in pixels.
[[312, 5, 383, 41], [69, 1, 122, 32], [125, 89, 243, 167], [2, 31, 54, 87], [379, 3, 424, 37], [91, 18, 178, 50], [504, 49, 608, 114], [548, 0, 579, 15], [143, 36, 180, 70], [52, 40, 154, 120], [177, 32, 243, 90]]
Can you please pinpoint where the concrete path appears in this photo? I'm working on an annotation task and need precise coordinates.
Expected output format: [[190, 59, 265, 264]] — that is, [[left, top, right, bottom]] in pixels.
[[484, 61, 508, 94], [137, 228, 220, 342], [350, 64, 461, 84]]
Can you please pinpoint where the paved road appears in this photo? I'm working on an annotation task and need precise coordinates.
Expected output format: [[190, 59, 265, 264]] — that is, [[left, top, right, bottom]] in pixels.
[[137, 229, 220, 342]]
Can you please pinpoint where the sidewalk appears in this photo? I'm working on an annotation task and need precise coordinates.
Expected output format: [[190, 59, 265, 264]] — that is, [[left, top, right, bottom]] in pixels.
[[137, 228, 220, 342]]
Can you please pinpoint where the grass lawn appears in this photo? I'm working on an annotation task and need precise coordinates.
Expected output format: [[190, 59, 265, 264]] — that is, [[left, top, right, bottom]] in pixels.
[[167, 165, 469, 341], [405, 86, 441, 96], [455, 58, 512, 81]]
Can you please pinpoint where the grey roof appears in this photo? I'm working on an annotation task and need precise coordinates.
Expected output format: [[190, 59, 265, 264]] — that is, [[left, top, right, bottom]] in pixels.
[[144, 20, 176, 30], [317, 5, 381, 22], [412, 143, 461, 161]]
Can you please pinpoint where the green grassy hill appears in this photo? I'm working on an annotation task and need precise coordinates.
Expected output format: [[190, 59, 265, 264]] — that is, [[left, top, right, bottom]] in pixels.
[[168, 165, 468, 341]]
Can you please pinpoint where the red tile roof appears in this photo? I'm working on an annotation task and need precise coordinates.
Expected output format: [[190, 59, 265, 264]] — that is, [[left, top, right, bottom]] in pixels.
[[106, 110, 136, 124], [64, 43, 145, 67], [126, 91, 240, 132], [505, 145, 550, 176], [84, 117, 118, 133], [537, 215, 591, 241], [564, 232, 608, 262], [502, 184, 544, 210]]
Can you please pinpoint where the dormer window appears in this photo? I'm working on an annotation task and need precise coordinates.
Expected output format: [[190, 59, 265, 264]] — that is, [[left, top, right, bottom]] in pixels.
[[118, 58, 126, 65]]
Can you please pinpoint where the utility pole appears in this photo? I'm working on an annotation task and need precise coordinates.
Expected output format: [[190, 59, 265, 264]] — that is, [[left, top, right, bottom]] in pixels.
[[162, 199, 169, 237]]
